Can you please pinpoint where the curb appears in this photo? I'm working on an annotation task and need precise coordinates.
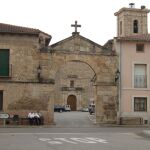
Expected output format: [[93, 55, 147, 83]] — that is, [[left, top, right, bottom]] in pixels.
[[0, 123, 56, 128]]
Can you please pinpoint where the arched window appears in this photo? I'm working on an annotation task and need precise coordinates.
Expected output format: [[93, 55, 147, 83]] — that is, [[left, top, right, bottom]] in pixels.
[[120, 21, 122, 35], [133, 20, 138, 33]]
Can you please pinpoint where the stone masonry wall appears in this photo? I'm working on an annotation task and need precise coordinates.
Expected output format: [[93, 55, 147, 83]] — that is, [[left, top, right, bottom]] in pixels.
[[0, 82, 54, 124], [0, 34, 40, 81]]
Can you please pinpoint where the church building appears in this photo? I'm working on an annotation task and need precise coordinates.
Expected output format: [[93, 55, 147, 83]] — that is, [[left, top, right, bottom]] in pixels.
[[2, 4, 149, 125], [0, 20, 117, 124]]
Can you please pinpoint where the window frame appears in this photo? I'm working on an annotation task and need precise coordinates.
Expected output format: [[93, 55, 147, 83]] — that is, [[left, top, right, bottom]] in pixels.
[[133, 97, 148, 112], [133, 63, 148, 88], [120, 21, 122, 35], [136, 43, 144, 53], [0, 49, 10, 77], [133, 20, 138, 33], [70, 80, 74, 88]]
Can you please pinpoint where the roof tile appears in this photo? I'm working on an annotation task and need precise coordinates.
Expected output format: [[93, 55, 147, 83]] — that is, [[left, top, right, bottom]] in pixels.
[[0, 23, 43, 35]]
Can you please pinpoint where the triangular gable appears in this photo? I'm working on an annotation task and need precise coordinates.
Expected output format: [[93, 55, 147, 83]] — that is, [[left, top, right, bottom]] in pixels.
[[50, 34, 110, 54]]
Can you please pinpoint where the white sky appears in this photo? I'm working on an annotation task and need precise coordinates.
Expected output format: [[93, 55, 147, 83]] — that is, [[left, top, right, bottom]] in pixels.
[[0, 0, 150, 45]]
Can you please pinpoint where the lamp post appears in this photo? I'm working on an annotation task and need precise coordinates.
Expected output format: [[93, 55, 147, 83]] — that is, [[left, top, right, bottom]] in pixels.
[[115, 69, 120, 83], [37, 65, 42, 82]]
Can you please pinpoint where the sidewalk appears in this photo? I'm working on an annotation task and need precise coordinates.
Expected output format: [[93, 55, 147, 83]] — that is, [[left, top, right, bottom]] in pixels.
[[88, 114, 150, 128], [142, 130, 150, 137]]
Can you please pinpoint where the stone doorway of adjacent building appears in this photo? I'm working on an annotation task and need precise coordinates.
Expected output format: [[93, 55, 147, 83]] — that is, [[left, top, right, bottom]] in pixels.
[[67, 95, 77, 111]]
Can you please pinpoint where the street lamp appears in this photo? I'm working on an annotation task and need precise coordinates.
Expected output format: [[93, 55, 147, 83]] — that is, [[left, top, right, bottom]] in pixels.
[[115, 69, 120, 82]]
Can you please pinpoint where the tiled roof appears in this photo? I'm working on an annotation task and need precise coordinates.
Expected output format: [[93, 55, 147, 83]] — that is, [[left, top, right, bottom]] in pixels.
[[0, 23, 49, 36], [116, 34, 150, 42]]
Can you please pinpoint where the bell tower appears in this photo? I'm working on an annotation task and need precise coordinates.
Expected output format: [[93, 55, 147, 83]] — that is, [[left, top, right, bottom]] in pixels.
[[114, 3, 150, 37]]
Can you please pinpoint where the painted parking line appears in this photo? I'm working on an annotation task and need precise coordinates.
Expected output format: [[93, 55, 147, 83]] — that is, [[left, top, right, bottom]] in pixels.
[[39, 137, 108, 145]]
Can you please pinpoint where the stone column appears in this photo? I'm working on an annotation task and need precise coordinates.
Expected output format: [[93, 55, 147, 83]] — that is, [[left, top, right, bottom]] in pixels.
[[95, 83, 117, 124]]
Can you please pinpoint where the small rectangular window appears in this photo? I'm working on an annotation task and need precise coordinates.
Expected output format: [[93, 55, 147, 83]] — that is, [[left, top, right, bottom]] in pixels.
[[120, 21, 122, 35], [70, 80, 74, 87], [134, 97, 147, 112], [0, 91, 3, 111], [136, 44, 144, 52]]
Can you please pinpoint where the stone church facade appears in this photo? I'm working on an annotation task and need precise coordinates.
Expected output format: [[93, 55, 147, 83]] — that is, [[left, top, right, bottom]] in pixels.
[[50, 32, 118, 124], [0, 4, 148, 125], [0, 22, 118, 124]]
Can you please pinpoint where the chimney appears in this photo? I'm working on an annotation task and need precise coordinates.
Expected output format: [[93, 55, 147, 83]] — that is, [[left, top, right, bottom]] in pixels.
[[129, 3, 135, 8]]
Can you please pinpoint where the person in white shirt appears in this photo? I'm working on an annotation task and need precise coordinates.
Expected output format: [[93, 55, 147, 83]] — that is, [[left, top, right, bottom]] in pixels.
[[28, 112, 34, 125], [34, 112, 40, 125]]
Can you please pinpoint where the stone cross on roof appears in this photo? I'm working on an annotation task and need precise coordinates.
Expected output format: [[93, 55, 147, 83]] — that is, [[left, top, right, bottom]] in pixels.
[[71, 21, 81, 33]]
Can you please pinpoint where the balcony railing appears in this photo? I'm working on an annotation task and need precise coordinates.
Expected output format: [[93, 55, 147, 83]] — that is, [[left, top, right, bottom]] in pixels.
[[134, 75, 147, 88]]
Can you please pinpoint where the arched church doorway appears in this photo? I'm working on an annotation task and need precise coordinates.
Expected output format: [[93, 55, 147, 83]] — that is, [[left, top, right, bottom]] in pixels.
[[67, 95, 77, 111]]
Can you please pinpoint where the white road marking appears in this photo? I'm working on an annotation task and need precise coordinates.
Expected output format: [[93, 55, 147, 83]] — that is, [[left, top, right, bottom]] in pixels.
[[39, 138, 51, 142], [86, 137, 108, 143], [54, 138, 77, 144], [39, 137, 108, 145], [70, 138, 97, 143], [48, 141, 62, 144], [39, 138, 63, 144]]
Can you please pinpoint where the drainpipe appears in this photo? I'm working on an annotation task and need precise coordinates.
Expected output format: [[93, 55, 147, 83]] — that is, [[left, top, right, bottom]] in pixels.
[[117, 40, 122, 124]]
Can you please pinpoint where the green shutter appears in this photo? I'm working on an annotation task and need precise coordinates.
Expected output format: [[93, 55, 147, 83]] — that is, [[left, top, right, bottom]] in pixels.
[[0, 91, 3, 111], [0, 49, 9, 76]]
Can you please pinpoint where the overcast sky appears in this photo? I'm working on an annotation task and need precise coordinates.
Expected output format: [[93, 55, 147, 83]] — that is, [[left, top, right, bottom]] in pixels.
[[0, 0, 150, 45]]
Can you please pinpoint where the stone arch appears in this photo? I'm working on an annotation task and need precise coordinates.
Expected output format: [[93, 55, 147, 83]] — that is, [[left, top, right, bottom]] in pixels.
[[50, 54, 98, 81], [70, 60, 96, 81], [54, 60, 96, 108]]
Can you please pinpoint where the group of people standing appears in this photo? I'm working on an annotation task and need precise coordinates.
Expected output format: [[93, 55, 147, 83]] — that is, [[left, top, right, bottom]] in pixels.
[[28, 111, 42, 125]]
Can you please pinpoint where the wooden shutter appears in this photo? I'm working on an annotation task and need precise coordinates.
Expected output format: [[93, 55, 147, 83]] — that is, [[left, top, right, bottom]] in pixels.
[[0, 49, 9, 76], [0, 91, 3, 111]]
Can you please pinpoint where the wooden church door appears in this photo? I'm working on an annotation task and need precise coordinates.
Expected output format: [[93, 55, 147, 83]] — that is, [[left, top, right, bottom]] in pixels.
[[67, 95, 77, 111]]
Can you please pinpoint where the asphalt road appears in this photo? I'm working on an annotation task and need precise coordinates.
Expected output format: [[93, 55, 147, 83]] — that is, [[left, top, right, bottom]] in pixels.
[[0, 111, 149, 150], [54, 111, 95, 127]]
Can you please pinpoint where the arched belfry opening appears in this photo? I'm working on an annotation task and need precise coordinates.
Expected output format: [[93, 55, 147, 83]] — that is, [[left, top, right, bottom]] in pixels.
[[67, 95, 77, 111], [133, 20, 138, 33]]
